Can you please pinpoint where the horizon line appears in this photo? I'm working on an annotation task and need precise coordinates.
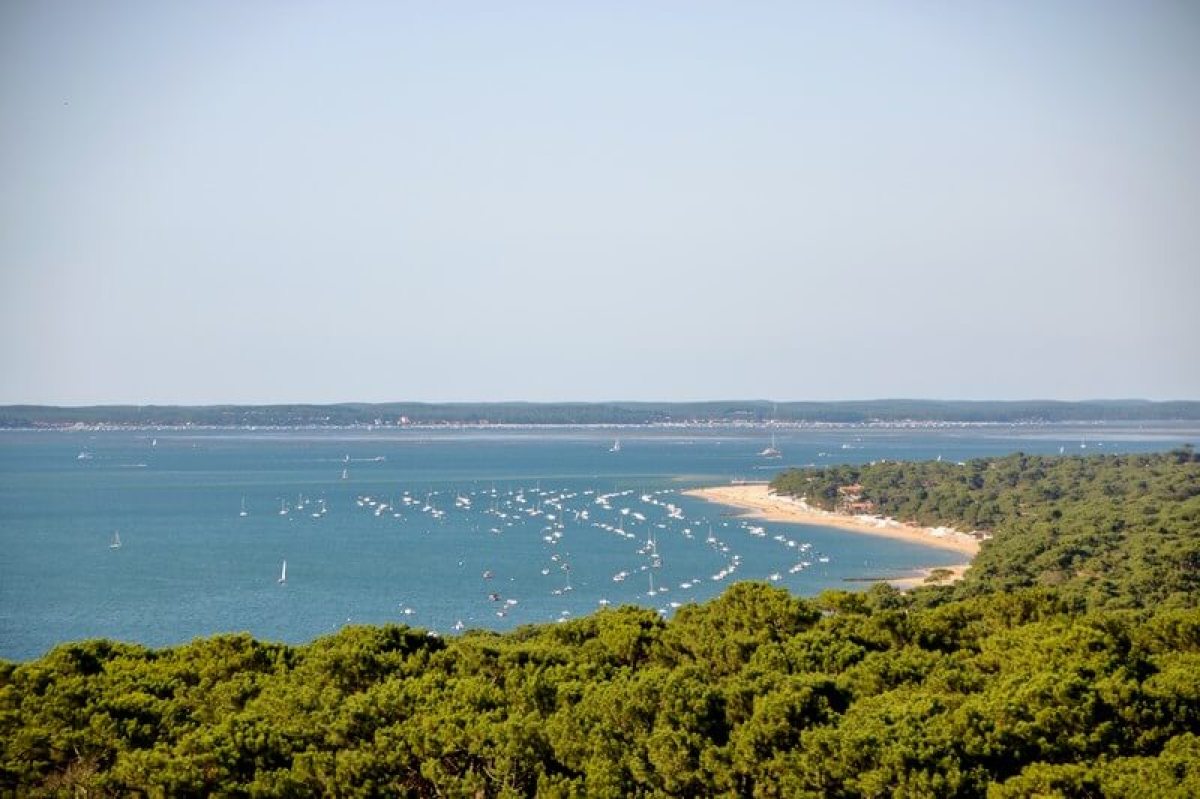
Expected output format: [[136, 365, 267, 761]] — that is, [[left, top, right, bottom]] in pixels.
[[4, 398, 1199, 409]]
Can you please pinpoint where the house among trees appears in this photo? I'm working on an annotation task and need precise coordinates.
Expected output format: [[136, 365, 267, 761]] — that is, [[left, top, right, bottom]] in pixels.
[[835, 483, 875, 514]]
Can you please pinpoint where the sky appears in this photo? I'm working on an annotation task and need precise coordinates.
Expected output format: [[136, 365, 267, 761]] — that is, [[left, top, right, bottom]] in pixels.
[[1, 1, 1197, 405]]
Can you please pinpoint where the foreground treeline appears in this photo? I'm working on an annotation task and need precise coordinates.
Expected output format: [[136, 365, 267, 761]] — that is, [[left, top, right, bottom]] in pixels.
[[3, 451, 1199, 797], [2, 587, 1199, 797], [772, 448, 1200, 611]]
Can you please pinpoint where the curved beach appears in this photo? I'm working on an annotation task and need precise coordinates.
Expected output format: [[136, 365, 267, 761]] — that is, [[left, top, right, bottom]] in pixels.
[[683, 484, 979, 586]]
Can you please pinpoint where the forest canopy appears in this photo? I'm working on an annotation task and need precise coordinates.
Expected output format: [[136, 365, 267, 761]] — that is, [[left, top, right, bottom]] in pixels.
[[770, 448, 1200, 612]]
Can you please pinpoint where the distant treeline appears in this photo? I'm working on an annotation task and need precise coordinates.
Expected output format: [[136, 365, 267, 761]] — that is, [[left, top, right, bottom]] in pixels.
[[3, 399, 1199, 428]]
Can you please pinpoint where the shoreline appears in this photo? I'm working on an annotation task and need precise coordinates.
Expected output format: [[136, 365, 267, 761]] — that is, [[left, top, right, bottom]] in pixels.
[[683, 484, 979, 587]]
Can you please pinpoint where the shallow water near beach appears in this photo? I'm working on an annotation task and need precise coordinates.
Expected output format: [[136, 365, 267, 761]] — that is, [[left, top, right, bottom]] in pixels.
[[1, 423, 1195, 660]]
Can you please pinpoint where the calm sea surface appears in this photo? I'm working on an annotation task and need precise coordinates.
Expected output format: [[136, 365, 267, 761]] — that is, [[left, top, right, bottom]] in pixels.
[[1, 424, 1196, 660]]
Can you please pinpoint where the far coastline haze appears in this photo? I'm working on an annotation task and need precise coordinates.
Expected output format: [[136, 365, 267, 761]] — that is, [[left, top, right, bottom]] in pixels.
[[1, 2, 1197, 404]]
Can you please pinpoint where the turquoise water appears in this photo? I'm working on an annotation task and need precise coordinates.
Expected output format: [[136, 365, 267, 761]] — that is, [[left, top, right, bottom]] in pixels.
[[1, 424, 1195, 660]]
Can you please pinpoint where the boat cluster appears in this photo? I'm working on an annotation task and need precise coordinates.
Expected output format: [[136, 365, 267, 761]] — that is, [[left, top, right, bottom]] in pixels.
[[245, 477, 834, 634], [238, 494, 329, 519]]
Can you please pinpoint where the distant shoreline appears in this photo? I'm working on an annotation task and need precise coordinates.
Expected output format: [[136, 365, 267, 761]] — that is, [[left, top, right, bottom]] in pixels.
[[4, 419, 1195, 434], [3, 399, 1198, 430], [683, 484, 979, 587]]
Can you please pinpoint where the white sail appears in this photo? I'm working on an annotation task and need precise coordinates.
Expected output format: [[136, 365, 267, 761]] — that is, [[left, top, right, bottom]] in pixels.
[[109, 531, 121, 549], [278, 560, 287, 584], [759, 433, 782, 458]]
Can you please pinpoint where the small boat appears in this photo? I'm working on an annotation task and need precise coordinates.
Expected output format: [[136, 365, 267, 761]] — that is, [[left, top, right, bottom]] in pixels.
[[109, 531, 122, 549], [341, 468, 348, 480], [278, 560, 287, 584], [610, 439, 621, 453], [759, 433, 782, 458], [239, 498, 248, 517]]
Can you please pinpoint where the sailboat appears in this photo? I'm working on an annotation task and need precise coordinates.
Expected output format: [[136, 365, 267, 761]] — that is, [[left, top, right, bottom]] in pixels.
[[239, 497, 248, 517], [759, 433, 782, 458], [646, 529, 662, 567], [610, 439, 621, 453], [278, 560, 287, 584], [109, 531, 122, 549]]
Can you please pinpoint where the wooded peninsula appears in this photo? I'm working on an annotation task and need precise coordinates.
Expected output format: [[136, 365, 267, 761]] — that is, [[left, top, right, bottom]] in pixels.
[[2, 449, 1198, 796]]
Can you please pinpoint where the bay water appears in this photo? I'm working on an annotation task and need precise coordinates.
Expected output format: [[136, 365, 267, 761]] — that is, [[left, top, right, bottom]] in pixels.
[[1, 423, 1195, 660]]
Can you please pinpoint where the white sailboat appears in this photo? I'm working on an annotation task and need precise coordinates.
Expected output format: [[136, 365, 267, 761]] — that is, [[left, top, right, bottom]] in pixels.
[[610, 439, 621, 453], [109, 531, 122, 549], [278, 560, 287, 584], [239, 497, 248, 517], [759, 433, 782, 458]]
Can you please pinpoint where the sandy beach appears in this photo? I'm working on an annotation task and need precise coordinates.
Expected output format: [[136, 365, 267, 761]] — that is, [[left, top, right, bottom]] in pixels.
[[683, 484, 979, 586]]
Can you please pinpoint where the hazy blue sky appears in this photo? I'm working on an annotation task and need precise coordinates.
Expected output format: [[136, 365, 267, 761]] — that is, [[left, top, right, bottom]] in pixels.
[[2, 1, 1197, 404]]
